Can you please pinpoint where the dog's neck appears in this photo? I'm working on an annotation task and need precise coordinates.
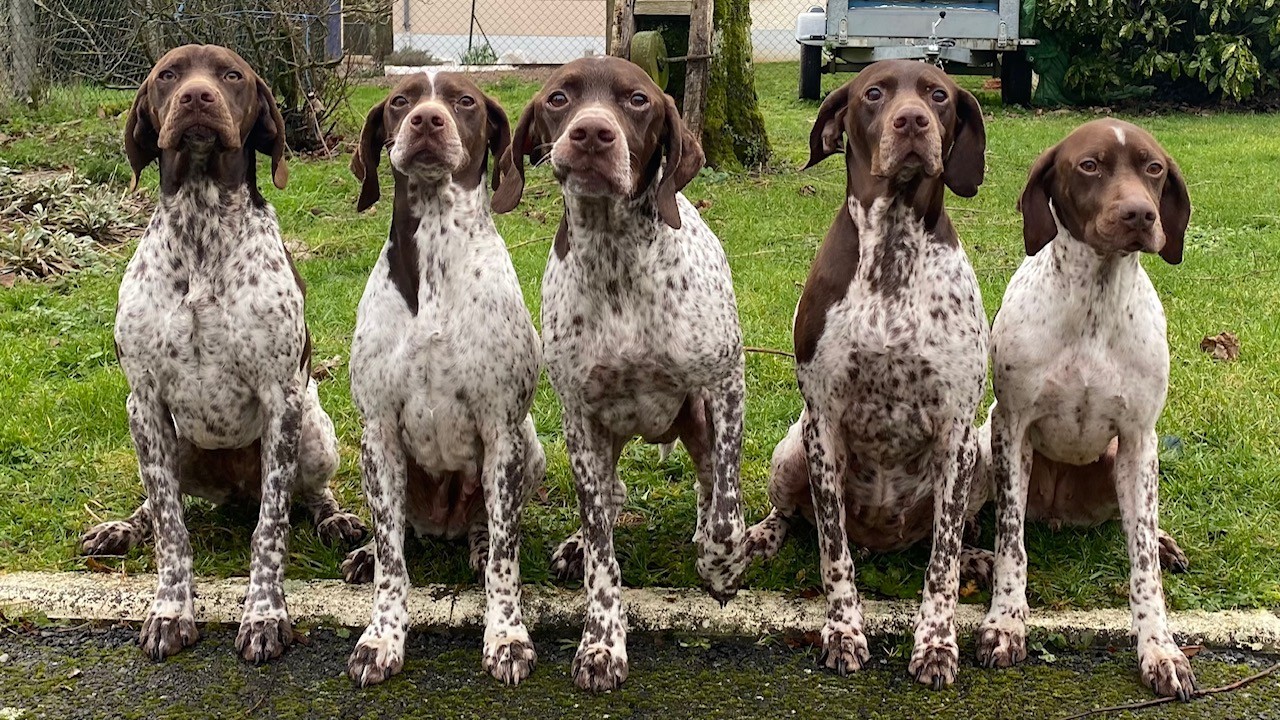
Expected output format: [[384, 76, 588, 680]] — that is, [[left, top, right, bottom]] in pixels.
[[556, 187, 660, 263], [156, 176, 259, 269], [159, 144, 262, 205], [1047, 223, 1143, 305], [386, 173, 489, 314], [843, 188, 954, 298]]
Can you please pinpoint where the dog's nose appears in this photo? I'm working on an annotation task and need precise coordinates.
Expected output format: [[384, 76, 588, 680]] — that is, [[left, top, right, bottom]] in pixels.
[[569, 120, 617, 153], [892, 107, 931, 135], [1119, 200, 1157, 230], [408, 106, 448, 132], [178, 84, 218, 108]]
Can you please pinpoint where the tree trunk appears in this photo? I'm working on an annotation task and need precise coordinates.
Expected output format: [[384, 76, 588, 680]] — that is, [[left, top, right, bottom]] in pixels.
[[701, 0, 770, 170], [7, 0, 39, 103]]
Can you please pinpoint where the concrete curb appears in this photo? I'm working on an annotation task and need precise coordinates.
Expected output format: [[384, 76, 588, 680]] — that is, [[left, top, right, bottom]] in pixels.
[[2, 571, 1278, 650]]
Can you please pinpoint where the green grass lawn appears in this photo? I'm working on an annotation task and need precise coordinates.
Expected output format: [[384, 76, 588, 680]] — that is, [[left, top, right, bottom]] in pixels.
[[1, 63, 1278, 611]]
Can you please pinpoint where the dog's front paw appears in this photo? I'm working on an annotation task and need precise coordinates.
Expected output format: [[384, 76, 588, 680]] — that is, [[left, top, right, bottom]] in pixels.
[[975, 615, 1027, 668], [909, 641, 959, 690], [235, 615, 292, 664], [819, 622, 870, 676], [550, 532, 585, 582], [572, 643, 628, 692], [341, 544, 376, 584], [1140, 641, 1198, 701], [1157, 530, 1190, 574], [81, 520, 144, 556], [483, 631, 537, 685], [317, 512, 367, 545], [743, 512, 788, 560], [696, 531, 748, 606], [348, 631, 405, 687], [139, 607, 199, 660]]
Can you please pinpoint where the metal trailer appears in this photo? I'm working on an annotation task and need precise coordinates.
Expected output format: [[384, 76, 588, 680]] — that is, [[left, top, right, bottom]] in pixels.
[[795, 0, 1037, 105]]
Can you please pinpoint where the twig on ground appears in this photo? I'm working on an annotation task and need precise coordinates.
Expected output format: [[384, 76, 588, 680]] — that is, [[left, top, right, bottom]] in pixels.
[[507, 236, 552, 251], [745, 346, 795, 359], [1058, 662, 1280, 720]]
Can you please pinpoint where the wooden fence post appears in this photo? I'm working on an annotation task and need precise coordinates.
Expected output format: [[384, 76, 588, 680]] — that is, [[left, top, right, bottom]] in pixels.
[[682, 0, 713, 139]]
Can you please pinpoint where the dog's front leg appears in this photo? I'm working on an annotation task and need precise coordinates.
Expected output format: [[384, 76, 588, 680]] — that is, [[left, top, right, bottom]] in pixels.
[[348, 417, 410, 686], [1117, 430, 1198, 701], [977, 401, 1032, 668], [908, 419, 974, 689], [235, 383, 303, 664], [565, 415, 628, 692], [803, 406, 868, 675], [479, 424, 537, 685], [696, 368, 749, 603], [129, 385, 199, 659]]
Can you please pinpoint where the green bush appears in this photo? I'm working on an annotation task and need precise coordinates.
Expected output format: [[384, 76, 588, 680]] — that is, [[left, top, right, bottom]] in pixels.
[[1034, 0, 1280, 104]]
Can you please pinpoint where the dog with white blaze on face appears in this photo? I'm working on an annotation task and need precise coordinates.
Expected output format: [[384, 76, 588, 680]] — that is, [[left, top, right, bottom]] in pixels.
[[84, 44, 365, 665], [343, 71, 545, 687], [492, 56, 750, 692]]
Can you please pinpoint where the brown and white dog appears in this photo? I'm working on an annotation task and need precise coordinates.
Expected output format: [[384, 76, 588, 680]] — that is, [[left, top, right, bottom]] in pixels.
[[745, 60, 990, 689], [341, 72, 545, 687], [493, 56, 749, 691], [978, 119, 1195, 700], [82, 44, 364, 663]]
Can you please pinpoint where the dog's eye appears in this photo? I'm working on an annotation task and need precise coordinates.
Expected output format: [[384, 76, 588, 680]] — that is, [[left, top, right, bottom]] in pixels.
[[224, 70, 243, 82], [931, 88, 948, 103], [457, 95, 476, 108], [1145, 161, 1164, 176], [629, 92, 649, 108], [390, 95, 410, 108], [158, 69, 176, 82], [548, 91, 569, 108], [1079, 159, 1099, 174], [865, 87, 883, 101]]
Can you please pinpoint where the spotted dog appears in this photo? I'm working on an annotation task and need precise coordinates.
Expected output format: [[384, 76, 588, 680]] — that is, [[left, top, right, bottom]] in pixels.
[[342, 72, 544, 687], [492, 56, 748, 691], [80, 44, 365, 663], [977, 119, 1196, 700], [744, 60, 989, 689]]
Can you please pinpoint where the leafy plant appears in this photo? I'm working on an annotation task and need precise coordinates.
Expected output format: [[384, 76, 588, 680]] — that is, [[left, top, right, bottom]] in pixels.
[[459, 42, 498, 66]]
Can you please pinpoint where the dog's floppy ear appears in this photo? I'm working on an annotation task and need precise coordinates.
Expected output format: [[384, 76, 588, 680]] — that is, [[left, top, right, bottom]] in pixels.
[[124, 81, 160, 191], [351, 100, 387, 212], [492, 101, 539, 213], [1018, 143, 1060, 256], [485, 94, 512, 192], [250, 75, 289, 190], [655, 95, 704, 229], [943, 88, 986, 198], [804, 84, 851, 169], [1157, 156, 1191, 265]]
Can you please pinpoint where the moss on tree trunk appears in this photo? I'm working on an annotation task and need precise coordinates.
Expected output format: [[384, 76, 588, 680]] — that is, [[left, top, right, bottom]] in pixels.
[[701, 0, 771, 170]]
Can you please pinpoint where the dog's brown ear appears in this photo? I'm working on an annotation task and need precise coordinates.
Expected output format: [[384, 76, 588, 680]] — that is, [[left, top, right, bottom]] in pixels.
[[1157, 156, 1191, 265], [656, 95, 704, 229], [493, 101, 538, 213], [805, 84, 851, 169], [352, 100, 386, 212], [1019, 143, 1059, 256], [124, 81, 160, 191], [250, 76, 289, 190], [943, 88, 986, 198], [485, 94, 512, 192]]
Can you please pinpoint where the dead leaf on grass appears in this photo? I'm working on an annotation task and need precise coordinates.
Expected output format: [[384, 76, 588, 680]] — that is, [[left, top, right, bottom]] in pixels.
[[798, 184, 817, 197], [616, 511, 646, 528], [958, 579, 980, 598], [311, 355, 343, 381], [1200, 331, 1240, 361], [1180, 644, 1204, 658], [695, 198, 713, 211], [982, 78, 1002, 91], [83, 557, 115, 574]]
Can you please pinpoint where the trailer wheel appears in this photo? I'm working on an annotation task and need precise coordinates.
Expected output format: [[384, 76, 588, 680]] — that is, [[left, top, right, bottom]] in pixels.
[[799, 44, 822, 101], [1000, 50, 1033, 107]]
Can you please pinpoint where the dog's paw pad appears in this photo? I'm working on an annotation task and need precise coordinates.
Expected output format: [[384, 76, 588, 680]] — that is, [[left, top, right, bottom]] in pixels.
[[81, 521, 142, 557], [341, 545, 376, 584], [909, 642, 959, 690], [235, 616, 292, 664], [975, 620, 1027, 668], [484, 636, 537, 685], [572, 644, 628, 692], [550, 534, 585, 582], [318, 512, 368, 545], [819, 625, 870, 676], [348, 635, 405, 688], [139, 612, 199, 660]]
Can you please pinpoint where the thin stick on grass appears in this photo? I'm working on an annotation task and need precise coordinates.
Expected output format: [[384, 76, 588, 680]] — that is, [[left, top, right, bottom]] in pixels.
[[745, 346, 795, 359], [507, 236, 553, 251], [1057, 662, 1280, 720]]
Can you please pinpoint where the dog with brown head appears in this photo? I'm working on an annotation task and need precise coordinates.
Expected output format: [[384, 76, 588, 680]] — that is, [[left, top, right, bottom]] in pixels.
[[124, 44, 287, 203]]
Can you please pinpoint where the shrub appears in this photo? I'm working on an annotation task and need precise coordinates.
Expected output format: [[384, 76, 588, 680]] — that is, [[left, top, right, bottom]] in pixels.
[[1032, 0, 1280, 104]]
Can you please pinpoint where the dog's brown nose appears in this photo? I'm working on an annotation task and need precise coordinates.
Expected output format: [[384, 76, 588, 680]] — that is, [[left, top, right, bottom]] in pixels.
[[1119, 200, 1157, 230], [569, 120, 616, 153], [408, 106, 448, 132], [178, 83, 218, 108], [892, 107, 931, 135]]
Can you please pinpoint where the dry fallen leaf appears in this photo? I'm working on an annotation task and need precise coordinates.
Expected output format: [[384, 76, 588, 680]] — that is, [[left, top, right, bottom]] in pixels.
[[0, 272, 15, 289], [67, 668, 82, 679], [958, 579, 980, 598], [798, 184, 817, 197], [1200, 331, 1240, 361], [982, 78, 1002, 91], [1180, 644, 1204, 658], [616, 511, 646, 528], [311, 355, 343, 381], [695, 198, 713, 210], [84, 557, 114, 574]]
